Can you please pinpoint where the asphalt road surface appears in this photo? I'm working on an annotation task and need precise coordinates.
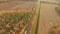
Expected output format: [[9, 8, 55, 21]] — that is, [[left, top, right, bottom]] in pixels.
[[38, 2, 60, 34], [0, 1, 35, 10]]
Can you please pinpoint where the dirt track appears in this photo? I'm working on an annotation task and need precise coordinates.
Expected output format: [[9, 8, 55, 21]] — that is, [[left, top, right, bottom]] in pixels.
[[38, 2, 60, 34]]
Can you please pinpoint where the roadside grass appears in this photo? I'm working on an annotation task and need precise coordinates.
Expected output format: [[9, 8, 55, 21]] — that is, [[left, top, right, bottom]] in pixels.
[[32, 11, 40, 34], [32, 2, 40, 34], [31, 16, 37, 34], [35, 5, 40, 34]]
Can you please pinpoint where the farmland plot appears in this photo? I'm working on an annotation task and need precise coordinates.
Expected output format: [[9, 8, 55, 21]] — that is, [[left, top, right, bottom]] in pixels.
[[0, 9, 36, 34]]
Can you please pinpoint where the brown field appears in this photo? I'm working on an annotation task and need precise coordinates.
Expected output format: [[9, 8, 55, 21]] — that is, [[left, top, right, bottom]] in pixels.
[[38, 2, 60, 34]]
